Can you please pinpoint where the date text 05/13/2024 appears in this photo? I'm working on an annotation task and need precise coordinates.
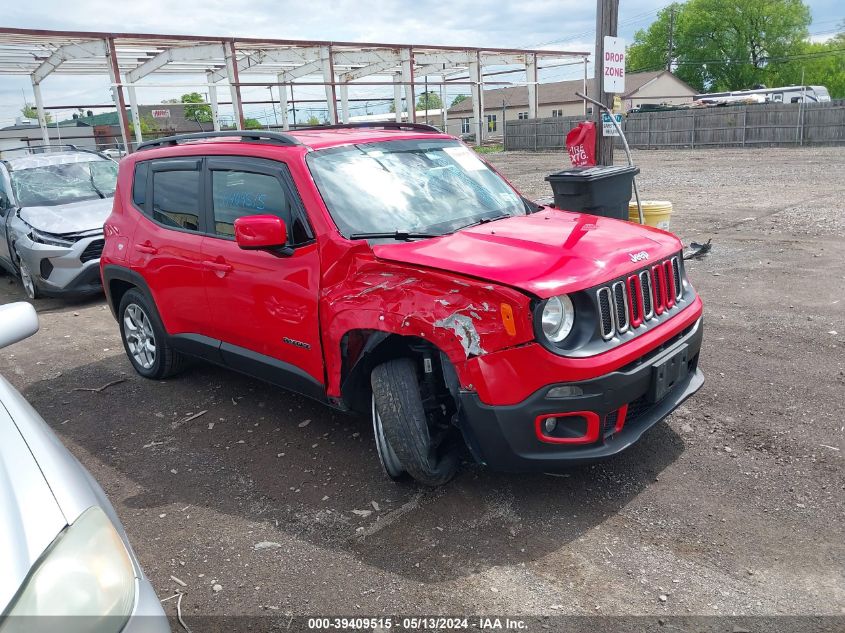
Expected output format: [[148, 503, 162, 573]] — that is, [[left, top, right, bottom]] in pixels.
[[307, 617, 527, 630]]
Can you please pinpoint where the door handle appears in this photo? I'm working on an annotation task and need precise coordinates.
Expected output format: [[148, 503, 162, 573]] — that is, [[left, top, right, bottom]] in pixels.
[[135, 242, 158, 255], [203, 260, 233, 273]]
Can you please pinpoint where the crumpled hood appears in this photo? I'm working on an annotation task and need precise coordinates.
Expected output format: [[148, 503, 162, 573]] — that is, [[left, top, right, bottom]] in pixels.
[[373, 210, 682, 299], [0, 399, 67, 612], [19, 197, 112, 235]]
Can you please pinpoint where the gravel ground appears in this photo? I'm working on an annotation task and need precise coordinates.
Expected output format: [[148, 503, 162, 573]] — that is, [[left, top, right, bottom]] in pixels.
[[0, 147, 843, 629]]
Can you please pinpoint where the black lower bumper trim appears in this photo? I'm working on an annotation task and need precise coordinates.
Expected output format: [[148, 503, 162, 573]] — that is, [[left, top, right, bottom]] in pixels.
[[37, 264, 103, 298], [457, 319, 704, 471]]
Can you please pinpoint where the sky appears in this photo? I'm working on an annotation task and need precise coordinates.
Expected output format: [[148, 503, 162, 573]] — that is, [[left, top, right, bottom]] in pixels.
[[0, 0, 842, 128]]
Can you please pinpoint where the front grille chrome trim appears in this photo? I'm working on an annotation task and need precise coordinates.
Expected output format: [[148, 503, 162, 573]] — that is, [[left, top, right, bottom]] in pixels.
[[671, 256, 683, 301], [611, 281, 630, 334], [596, 287, 615, 340], [639, 270, 654, 320]]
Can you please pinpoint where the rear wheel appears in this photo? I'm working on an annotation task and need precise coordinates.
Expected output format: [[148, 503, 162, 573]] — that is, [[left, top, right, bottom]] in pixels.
[[370, 357, 459, 487], [118, 289, 187, 379]]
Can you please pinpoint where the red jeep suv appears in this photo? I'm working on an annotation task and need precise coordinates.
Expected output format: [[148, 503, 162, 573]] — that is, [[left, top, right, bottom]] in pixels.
[[101, 124, 703, 486]]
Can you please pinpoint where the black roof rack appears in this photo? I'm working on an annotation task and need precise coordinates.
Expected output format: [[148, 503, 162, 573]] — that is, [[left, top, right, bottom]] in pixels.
[[136, 130, 302, 152], [298, 122, 442, 133]]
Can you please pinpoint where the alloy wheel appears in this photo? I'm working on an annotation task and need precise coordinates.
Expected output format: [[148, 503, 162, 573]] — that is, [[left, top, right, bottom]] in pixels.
[[123, 303, 157, 370]]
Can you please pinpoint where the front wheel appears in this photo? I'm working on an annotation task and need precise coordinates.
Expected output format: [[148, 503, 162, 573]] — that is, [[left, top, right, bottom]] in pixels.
[[371, 393, 406, 481], [15, 250, 38, 299], [370, 358, 459, 487]]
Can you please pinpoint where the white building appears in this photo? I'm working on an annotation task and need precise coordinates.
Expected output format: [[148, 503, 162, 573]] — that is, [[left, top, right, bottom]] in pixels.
[[446, 70, 697, 140]]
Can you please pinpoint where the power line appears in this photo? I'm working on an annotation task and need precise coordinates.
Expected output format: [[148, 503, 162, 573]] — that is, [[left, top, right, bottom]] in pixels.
[[628, 47, 845, 74]]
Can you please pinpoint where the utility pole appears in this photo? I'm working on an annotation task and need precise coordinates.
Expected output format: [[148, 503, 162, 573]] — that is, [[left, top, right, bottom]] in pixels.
[[593, 0, 620, 166], [667, 5, 676, 71], [502, 100, 506, 147]]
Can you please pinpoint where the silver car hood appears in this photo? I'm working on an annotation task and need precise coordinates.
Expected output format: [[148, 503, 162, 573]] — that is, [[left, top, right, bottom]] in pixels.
[[19, 197, 113, 235], [0, 396, 67, 612]]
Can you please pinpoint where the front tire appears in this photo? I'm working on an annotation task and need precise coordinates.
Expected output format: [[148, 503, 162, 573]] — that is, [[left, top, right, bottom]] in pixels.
[[371, 358, 459, 487], [371, 393, 406, 481], [118, 289, 186, 379], [15, 250, 38, 299]]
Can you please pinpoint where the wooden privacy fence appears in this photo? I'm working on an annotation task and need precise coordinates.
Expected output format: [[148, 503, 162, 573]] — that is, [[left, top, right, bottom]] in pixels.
[[504, 101, 845, 151]]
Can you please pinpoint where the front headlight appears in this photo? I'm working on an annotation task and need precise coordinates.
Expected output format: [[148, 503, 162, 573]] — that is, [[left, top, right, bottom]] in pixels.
[[3, 506, 136, 631], [29, 229, 75, 248], [541, 294, 575, 342]]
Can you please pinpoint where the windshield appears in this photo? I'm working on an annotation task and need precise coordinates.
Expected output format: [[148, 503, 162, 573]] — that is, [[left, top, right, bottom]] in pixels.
[[306, 140, 526, 237], [814, 86, 831, 102], [10, 159, 118, 207]]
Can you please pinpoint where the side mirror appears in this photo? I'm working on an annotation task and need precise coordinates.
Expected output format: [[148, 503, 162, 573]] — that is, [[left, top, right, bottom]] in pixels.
[[0, 302, 39, 349], [234, 215, 288, 252]]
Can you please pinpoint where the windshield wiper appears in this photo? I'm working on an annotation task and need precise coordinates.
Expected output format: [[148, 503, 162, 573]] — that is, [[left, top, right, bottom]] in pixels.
[[455, 213, 511, 231], [88, 171, 106, 199], [348, 230, 442, 241]]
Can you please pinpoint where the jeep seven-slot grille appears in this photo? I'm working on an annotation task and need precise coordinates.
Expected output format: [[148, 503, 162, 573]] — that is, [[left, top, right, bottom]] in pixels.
[[596, 256, 683, 340]]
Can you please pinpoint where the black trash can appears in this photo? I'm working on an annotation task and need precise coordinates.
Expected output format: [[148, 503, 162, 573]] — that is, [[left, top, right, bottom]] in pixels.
[[545, 165, 639, 221]]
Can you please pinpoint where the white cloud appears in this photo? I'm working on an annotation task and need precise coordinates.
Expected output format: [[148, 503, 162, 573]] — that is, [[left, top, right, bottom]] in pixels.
[[0, 0, 838, 126]]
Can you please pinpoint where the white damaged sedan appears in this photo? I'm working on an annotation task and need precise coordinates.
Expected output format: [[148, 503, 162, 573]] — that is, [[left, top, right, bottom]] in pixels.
[[0, 303, 168, 633]]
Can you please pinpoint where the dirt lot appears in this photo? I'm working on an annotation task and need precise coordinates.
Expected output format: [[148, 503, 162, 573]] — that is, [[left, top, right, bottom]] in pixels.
[[1, 147, 843, 625]]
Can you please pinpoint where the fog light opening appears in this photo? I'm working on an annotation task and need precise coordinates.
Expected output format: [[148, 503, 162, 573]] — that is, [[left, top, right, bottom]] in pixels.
[[535, 411, 601, 445]]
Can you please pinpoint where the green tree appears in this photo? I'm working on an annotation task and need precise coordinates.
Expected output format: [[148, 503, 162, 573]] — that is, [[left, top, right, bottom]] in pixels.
[[243, 117, 263, 129], [306, 115, 321, 126], [627, 0, 811, 91], [180, 92, 213, 123], [626, 3, 684, 75], [770, 26, 845, 98], [450, 94, 470, 108], [128, 116, 157, 136], [21, 103, 52, 123], [416, 91, 443, 110]]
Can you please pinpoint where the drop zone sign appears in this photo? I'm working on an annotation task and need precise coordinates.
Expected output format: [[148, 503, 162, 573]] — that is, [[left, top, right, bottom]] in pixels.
[[603, 36, 626, 93]]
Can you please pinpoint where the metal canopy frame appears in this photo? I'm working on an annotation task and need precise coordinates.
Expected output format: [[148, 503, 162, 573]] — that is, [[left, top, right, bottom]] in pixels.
[[0, 27, 587, 150]]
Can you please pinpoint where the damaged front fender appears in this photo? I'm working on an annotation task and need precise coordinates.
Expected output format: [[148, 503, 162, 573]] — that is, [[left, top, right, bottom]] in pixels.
[[321, 255, 534, 398]]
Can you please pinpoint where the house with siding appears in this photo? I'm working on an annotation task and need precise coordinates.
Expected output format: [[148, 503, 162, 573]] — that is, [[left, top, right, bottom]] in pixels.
[[446, 70, 696, 140]]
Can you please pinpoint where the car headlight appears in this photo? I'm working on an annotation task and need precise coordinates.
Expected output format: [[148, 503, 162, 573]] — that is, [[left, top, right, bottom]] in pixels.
[[541, 294, 575, 343], [3, 506, 136, 630], [29, 229, 75, 248]]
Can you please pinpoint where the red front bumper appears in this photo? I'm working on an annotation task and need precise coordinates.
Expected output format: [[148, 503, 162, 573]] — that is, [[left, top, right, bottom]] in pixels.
[[454, 306, 704, 471], [458, 295, 704, 407]]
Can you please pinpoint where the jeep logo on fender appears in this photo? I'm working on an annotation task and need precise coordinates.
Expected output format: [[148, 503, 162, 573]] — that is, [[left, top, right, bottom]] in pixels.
[[629, 251, 649, 263]]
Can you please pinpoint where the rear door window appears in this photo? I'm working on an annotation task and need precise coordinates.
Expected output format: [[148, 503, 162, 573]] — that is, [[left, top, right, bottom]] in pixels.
[[151, 162, 201, 232]]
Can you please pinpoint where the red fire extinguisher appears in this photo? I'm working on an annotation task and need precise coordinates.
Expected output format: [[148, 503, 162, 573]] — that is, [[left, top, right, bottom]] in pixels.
[[566, 122, 597, 167]]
